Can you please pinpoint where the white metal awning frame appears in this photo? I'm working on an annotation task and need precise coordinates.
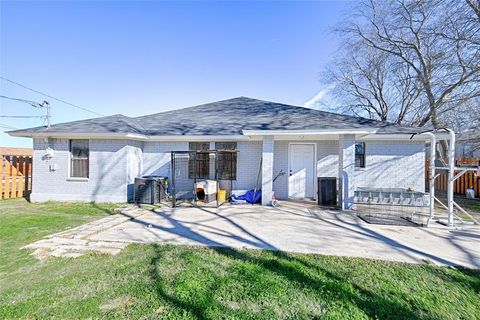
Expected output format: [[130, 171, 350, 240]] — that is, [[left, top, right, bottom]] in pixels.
[[417, 129, 479, 227]]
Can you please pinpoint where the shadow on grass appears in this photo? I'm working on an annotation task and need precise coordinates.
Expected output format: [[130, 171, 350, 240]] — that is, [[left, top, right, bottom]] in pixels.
[[149, 245, 220, 320], [213, 249, 424, 320], [427, 264, 480, 294], [145, 245, 480, 319], [89, 202, 117, 215]]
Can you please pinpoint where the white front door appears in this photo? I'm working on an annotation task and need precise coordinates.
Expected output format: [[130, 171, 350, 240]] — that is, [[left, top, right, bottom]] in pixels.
[[288, 144, 315, 198]]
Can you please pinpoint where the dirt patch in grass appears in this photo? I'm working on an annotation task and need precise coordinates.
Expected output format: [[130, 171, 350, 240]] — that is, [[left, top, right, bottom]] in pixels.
[[155, 306, 168, 314], [100, 295, 134, 311]]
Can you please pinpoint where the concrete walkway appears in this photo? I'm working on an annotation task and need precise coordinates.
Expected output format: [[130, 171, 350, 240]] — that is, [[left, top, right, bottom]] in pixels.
[[26, 202, 480, 269], [23, 206, 147, 259]]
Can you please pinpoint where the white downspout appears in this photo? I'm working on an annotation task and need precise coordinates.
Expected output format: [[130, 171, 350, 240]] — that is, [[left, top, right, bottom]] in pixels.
[[424, 132, 436, 226], [446, 128, 456, 227]]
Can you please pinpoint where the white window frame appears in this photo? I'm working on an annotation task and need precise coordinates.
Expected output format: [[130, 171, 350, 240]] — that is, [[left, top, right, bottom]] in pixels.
[[355, 142, 366, 169], [67, 139, 90, 181]]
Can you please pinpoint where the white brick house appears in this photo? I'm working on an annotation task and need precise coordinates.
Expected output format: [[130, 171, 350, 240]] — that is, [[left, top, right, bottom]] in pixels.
[[9, 97, 432, 208]]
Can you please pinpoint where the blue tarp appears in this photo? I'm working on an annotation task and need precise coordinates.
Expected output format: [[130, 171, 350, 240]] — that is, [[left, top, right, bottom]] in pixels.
[[231, 189, 262, 204]]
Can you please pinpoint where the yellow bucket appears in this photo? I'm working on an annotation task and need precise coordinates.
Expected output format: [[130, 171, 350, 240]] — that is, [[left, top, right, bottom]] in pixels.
[[217, 189, 227, 202]]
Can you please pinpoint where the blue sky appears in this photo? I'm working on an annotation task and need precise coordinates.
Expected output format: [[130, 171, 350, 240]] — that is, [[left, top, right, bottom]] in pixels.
[[1, 0, 349, 147]]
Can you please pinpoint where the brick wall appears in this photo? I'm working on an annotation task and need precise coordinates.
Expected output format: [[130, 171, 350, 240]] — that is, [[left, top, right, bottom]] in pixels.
[[317, 141, 339, 178], [126, 141, 144, 201], [142, 141, 188, 177], [273, 141, 288, 199], [234, 141, 262, 191], [30, 138, 426, 203], [31, 138, 132, 202], [355, 140, 425, 192], [143, 141, 190, 194], [273, 139, 424, 200]]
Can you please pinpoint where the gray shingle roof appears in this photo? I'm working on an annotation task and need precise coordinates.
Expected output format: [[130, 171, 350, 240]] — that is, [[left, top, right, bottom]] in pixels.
[[8, 114, 145, 136], [8, 97, 423, 137]]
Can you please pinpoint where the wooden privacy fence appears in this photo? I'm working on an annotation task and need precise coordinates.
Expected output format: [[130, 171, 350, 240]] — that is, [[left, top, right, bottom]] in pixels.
[[1, 147, 33, 200], [426, 158, 480, 197]]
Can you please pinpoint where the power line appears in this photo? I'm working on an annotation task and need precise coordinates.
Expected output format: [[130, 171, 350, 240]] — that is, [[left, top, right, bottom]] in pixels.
[[0, 116, 45, 119], [0, 76, 105, 116], [0, 95, 51, 127], [0, 95, 38, 105], [0, 95, 47, 108], [0, 122, 18, 130]]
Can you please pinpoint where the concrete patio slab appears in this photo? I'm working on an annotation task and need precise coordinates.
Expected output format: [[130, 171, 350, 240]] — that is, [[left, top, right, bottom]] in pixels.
[[87, 202, 480, 269], [25, 202, 480, 268]]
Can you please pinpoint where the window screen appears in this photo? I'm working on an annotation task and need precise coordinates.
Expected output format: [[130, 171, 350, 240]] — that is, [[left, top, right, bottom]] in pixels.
[[70, 140, 89, 178], [355, 142, 365, 168], [216, 142, 237, 180], [189, 142, 210, 179]]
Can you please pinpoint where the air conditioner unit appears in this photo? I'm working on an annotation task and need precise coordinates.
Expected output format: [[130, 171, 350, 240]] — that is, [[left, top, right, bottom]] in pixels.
[[134, 176, 168, 205]]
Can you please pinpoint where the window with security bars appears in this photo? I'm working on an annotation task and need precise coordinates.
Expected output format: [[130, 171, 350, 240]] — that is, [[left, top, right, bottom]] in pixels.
[[215, 142, 237, 180], [70, 139, 89, 178], [188, 142, 210, 179], [355, 142, 366, 168]]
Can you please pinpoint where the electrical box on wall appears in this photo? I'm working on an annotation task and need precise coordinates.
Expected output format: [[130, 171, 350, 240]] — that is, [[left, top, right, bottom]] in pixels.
[[49, 164, 57, 172]]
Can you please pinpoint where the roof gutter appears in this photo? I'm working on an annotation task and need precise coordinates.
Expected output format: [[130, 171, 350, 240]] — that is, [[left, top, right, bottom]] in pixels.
[[242, 129, 378, 136]]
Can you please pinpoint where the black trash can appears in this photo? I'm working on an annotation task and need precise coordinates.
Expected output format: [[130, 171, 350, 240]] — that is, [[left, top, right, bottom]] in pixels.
[[318, 177, 337, 206]]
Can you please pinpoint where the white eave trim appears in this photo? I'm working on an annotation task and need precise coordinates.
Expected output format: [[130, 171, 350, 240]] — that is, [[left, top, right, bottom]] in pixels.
[[359, 134, 428, 141], [10, 129, 451, 142], [359, 132, 451, 141], [9, 132, 149, 140], [242, 129, 378, 136], [9, 131, 251, 141], [146, 135, 250, 141]]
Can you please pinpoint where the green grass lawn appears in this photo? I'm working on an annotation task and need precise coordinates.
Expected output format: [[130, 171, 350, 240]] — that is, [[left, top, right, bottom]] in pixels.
[[434, 195, 480, 222], [1, 199, 479, 319], [463, 198, 480, 213]]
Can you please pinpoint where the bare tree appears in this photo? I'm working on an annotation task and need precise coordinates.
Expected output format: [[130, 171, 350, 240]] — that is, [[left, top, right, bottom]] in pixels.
[[446, 97, 480, 154], [443, 98, 480, 132], [327, 45, 422, 124], [325, 0, 480, 130], [466, 0, 480, 19]]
